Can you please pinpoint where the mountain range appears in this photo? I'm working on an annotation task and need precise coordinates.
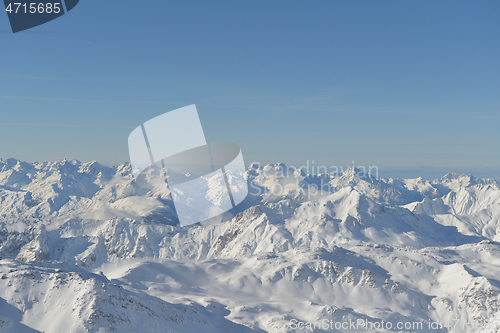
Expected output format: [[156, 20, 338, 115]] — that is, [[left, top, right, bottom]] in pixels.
[[1, 158, 500, 332]]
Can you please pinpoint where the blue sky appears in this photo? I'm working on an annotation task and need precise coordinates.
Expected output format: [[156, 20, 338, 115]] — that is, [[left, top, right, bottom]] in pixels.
[[1, 1, 499, 178]]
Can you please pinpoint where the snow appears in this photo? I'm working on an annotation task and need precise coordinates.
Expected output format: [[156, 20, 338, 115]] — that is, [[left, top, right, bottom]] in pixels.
[[2, 159, 500, 332]]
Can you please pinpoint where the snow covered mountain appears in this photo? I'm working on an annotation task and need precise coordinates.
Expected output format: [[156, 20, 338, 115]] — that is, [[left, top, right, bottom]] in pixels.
[[1, 158, 500, 332]]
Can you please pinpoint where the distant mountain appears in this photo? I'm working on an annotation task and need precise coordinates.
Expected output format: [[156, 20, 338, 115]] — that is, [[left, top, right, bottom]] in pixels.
[[2, 159, 500, 332]]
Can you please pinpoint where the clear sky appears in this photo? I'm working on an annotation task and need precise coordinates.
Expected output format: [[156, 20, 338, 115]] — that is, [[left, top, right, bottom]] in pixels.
[[1, 1, 499, 178]]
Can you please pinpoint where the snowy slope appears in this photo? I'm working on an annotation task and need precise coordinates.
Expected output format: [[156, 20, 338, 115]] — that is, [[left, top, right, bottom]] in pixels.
[[0, 260, 254, 333], [1, 159, 500, 332]]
